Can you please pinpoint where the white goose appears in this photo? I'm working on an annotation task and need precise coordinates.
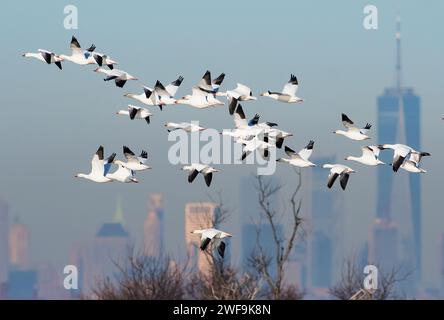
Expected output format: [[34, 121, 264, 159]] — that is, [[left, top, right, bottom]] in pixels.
[[345, 146, 385, 166], [175, 87, 224, 109], [151, 77, 184, 110], [22, 49, 63, 70], [164, 122, 205, 132], [94, 67, 138, 88], [238, 136, 274, 161], [322, 164, 356, 190], [197, 70, 225, 94], [124, 86, 155, 105], [114, 146, 151, 172], [260, 74, 304, 103], [191, 228, 232, 258], [124, 76, 184, 109], [398, 151, 430, 173], [116, 105, 153, 124], [217, 83, 257, 115], [379, 144, 430, 172], [182, 163, 219, 187], [334, 113, 372, 141], [106, 163, 139, 183], [277, 141, 316, 168], [75, 146, 115, 183], [59, 36, 96, 66]]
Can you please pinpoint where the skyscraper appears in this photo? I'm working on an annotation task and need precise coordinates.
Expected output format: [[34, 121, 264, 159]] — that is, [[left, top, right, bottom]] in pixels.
[[309, 155, 344, 290], [144, 194, 164, 257], [0, 198, 9, 298], [184, 202, 219, 274], [375, 17, 421, 284], [9, 217, 30, 269], [82, 206, 131, 296], [239, 175, 282, 272], [369, 219, 398, 270]]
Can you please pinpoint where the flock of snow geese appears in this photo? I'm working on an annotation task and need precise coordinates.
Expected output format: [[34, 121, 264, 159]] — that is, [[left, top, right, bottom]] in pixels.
[[23, 36, 431, 257]]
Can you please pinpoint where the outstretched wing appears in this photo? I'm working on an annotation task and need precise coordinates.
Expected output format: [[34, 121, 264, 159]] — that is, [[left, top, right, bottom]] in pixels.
[[281, 74, 299, 96], [342, 113, 355, 129], [165, 76, 184, 97], [188, 169, 199, 183], [204, 172, 213, 187], [327, 172, 339, 189], [298, 140, 314, 160]]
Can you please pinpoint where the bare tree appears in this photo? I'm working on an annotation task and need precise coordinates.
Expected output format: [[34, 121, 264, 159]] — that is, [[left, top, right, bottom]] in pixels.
[[186, 266, 261, 300], [247, 169, 305, 299], [91, 251, 187, 300], [329, 257, 411, 300]]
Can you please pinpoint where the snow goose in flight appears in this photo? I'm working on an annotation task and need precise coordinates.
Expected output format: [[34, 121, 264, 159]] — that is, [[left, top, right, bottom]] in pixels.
[[238, 136, 274, 161], [333, 113, 372, 141], [260, 74, 304, 103], [151, 77, 184, 110], [164, 122, 206, 132], [124, 76, 184, 109], [277, 141, 316, 168], [75, 145, 116, 183], [398, 151, 430, 173], [229, 105, 291, 148], [197, 70, 225, 94], [124, 86, 155, 105], [181, 163, 219, 187], [175, 87, 224, 109], [217, 83, 257, 115], [191, 228, 232, 258], [114, 146, 151, 172], [106, 163, 139, 183], [222, 105, 263, 142], [345, 146, 385, 166], [378, 144, 430, 172], [59, 36, 96, 66], [322, 164, 356, 190], [246, 112, 292, 148], [94, 67, 138, 88], [22, 49, 63, 70], [116, 105, 153, 124]]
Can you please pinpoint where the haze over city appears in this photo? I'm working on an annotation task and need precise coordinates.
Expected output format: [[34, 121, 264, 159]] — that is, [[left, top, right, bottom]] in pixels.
[[0, 0, 443, 299]]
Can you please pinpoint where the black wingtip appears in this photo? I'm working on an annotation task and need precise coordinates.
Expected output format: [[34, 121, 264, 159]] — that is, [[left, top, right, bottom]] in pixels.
[[140, 150, 148, 159], [306, 140, 315, 149], [123, 146, 134, 155], [172, 76, 184, 86], [289, 74, 298, 85], [364, 123, 372, 130], [213, 73, 225, 85]]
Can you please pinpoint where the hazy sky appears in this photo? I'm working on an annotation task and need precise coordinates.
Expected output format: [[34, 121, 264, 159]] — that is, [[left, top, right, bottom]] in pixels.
[[1, 1, 443, 288]]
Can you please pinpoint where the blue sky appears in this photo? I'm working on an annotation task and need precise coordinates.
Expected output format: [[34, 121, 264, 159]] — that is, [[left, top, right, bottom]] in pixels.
[[0, 1, 443, 288]]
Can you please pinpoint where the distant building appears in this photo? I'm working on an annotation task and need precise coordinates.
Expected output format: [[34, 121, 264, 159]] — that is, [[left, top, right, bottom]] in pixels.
[[368, 219, 398, 270], [9, 218, 30, 269], [184, 202, 219, 274], [376, 17, 421, 289], [7, 268, 37, 299], [309, 155, 344, 290], [241, 223, 283, 277], [0, 198, 9, 298], [36, 264, 70, 300], [239, 175, 282, 271], [144, 194, 164, 257], [82, 205, 131, 296]]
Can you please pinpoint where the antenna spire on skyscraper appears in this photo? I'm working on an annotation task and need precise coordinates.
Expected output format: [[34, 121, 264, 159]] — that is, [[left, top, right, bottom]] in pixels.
[[396, 14, 402, 92]]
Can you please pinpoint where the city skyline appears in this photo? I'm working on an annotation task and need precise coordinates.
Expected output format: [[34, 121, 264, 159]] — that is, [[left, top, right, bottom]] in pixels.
[[0, 1, 443, 299]]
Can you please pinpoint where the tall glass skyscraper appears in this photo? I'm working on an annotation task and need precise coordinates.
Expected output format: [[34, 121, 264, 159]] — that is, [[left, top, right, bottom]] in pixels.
[[376, 17, 422, 283], [309, 155, 343, 290]]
